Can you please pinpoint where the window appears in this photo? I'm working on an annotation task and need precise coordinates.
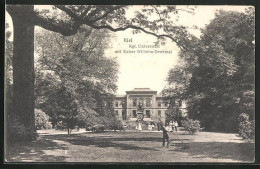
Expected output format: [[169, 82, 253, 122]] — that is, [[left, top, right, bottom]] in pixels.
[[115, 101, 118, 107], [115, 110, 119, 115], [164, 102, 168, 107], [122, 111, 126, 120], [133, 99, 137, 107], [132, 110, 137, 118], [146, 110, 151, 118], [122, 101, 125, 107], [158, 102, 161, 107], [146, 98, 151, 107], [158, 110, 161, 117]]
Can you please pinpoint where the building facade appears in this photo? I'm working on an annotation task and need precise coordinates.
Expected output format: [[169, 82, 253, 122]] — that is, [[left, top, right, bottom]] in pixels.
[[114, 88, 169, 124]]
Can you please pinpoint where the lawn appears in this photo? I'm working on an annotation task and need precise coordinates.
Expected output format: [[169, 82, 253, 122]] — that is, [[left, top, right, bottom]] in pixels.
[[5, 129, 254, 163]]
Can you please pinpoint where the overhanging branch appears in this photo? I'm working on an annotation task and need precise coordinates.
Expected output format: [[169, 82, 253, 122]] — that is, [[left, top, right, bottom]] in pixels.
[[33, 5, 191, 51], [34, 14, 79, 36], [89, 24, 187, 51], [90, 5, 127, 23]]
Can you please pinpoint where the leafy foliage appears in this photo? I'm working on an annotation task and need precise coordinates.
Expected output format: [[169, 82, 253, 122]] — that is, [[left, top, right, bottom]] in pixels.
[[238, 121, 255, 140], [85, 114, 123, 132], [35, 28, 119, 132], [31, 5, 195, 48], [35, 109, 52, 130], [181, 119, 200, 134], [165, 102, 184, 125], [238, 113, 249, 123], [163, 8, 255, 133], [105, 116, 124, 131], [238, 113, 255, 139], [55, 121, 69, 130]]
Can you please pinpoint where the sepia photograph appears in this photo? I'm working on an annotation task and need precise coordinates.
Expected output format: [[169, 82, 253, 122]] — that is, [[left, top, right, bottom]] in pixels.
[[4, 4, 255, 163]]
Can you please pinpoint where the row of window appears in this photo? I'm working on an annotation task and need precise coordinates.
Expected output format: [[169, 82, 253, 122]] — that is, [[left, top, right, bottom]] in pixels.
[[132, 98, 152, 107], [114, 101, 125, 107], [115, 110, 164, 120], [114, 100, 169, 107]]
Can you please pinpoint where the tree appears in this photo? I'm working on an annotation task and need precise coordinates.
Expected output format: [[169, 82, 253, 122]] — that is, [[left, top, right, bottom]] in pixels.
[[6, 5, 195, 140], [34, 71, 61, 127], [201, 8, 255, 121], [164, 8, 255, 132], [162, 59, 192, 124], [50, 86, 78, 134], [35, 109, 51, 130], [6, 6, 36, 137], [35, 28, 118, 132]]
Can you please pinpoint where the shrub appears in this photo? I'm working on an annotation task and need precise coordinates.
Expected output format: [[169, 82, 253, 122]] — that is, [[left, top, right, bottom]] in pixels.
[[238, 113, 255, 139], [45, 122, 53, 129], [84, 115, 106, 132], [181, 119, 200, 134], [107, 118, 124, 131], [110, 121, 124, 131], [92, 124, 105, 132], [238, 120, 255, 139], [86, 126, 93, 131], [85, 115, 124, 132], [124, 124, 136, 130], [35, 109, 52, 130], [238, 113, 249, 123], [55, 121, 67, 130]]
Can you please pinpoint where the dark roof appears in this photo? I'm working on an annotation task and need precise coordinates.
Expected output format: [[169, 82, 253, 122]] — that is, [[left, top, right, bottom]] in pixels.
[[126, 88, 157, 94]]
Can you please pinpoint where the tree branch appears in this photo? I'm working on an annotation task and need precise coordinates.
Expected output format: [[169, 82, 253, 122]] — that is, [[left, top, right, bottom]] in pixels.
[[33, 5, 190, 51], [88, 24, 187, 51], [81, 5, 92, 18], [90, 5, 127, 23], [151, 5, 163, 21], [55, 5, 83, 22], [34, 14, 79, 36]]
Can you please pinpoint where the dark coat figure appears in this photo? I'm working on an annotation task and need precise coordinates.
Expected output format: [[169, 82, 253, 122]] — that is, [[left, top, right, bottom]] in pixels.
[[162, 126, 170, 148]]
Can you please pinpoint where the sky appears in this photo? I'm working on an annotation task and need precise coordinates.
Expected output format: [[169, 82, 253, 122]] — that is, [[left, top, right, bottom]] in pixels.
[[5, 5, 249, 94]]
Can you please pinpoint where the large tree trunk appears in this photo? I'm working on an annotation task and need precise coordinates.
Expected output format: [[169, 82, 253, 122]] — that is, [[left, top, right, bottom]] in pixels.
[[7, 5, 36, 139]]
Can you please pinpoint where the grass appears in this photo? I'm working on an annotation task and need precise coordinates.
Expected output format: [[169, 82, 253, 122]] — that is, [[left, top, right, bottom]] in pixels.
[[5, 130, 254, 163]]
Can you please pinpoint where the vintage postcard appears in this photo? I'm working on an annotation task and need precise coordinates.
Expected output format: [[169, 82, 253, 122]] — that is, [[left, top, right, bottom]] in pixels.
[[4, 5, 255, 163]]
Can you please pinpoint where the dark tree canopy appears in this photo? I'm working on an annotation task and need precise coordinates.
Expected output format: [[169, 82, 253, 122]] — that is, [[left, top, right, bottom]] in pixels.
[[35, 28, 119, 131], [163, 8, 255, 132]]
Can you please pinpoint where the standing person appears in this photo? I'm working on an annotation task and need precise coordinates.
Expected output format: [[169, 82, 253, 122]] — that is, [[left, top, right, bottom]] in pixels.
[[148, 123, 151, 131], [161, 123, 171, 148], [175, 121, 178, 131], [151, 123, 155, 130], [170, 121, 174, 131], [138, 122, 142, 131]]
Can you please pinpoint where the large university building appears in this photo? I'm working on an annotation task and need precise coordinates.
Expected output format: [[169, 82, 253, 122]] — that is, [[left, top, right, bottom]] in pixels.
[[114, 88, 169, 124]]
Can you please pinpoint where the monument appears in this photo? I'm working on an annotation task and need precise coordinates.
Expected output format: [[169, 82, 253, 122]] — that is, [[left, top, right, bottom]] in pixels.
[[137, 101, 144, 131]]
